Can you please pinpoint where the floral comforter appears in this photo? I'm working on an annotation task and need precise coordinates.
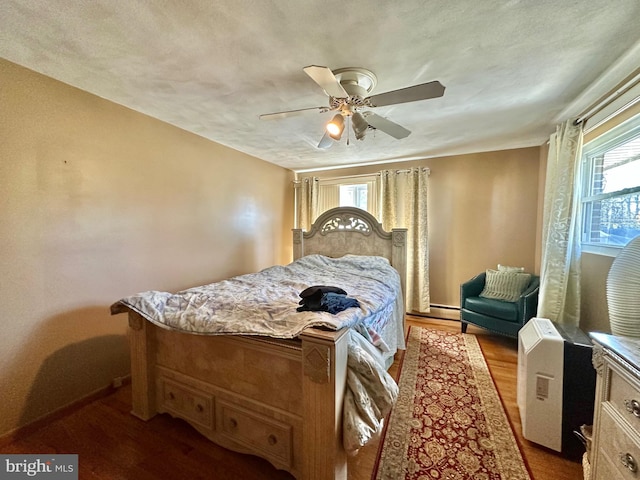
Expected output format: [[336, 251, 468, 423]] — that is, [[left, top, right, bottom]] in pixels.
[[111, 254, 402, 452], [111, 254, 400, 338]]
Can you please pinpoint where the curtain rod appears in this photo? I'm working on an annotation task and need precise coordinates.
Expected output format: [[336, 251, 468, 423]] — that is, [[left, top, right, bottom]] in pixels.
[[294, 167, 430, 184], [574, 70, 640, 126], [314, 172, 381, 182], [293, 167, 431, 183], [293, 167, 431, 184], [293, 172, 380, 184], [385, 167, 431, 175]]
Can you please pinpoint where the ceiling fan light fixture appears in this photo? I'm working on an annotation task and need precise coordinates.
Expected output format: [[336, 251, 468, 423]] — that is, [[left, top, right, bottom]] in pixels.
[[326, 114, 345, 140], [260, 65, 443, 148], [352, 112, 369, 140]]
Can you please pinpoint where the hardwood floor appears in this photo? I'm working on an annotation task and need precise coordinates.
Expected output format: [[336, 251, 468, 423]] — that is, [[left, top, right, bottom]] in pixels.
[[1, 316, 584, 479]]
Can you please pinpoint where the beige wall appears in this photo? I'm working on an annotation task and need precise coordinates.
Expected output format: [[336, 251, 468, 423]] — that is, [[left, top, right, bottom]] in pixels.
[[304, 147, 541, 312], [580, 253, 614, 333], [0, 59, 294, 437]]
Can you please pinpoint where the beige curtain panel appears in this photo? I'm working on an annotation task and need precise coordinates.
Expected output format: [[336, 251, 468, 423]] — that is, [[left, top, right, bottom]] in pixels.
[[296, 177, 318, 232], [380, 168, 430, 314], [538, 119, 584, 326]]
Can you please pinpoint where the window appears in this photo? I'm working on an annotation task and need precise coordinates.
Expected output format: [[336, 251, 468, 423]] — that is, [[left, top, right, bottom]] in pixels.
[[339, 184, 368, 209], [581, 113, 640, 250], [316, 175, 379, 218]]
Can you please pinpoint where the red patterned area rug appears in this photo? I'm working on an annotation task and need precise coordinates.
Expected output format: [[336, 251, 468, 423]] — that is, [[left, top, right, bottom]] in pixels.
[[373, 327, 530, 480]]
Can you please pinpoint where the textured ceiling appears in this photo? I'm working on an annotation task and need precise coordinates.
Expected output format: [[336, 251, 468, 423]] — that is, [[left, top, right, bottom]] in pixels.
[[1, 1, 639, 171]]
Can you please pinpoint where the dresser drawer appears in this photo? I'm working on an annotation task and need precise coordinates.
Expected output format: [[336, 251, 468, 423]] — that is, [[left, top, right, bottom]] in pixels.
[[216, 399, 293, 468], [596, 449, 637, 480], [597, 407, 640, 479], [159, 378, 213, 429], [609, 366, 640, 429]]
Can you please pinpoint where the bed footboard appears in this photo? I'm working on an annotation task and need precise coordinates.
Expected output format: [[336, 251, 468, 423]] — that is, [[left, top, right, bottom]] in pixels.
[[299, 327, 348, 480], [127, 310, 349, 480]]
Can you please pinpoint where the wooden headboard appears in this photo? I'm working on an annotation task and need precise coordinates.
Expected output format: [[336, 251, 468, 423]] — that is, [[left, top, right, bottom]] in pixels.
[[292, 207, 407, 295]]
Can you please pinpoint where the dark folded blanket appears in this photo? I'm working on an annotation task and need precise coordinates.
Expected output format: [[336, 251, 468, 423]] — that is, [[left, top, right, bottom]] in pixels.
[[297, 285, 360, 314], [299, 285, 347, 300]]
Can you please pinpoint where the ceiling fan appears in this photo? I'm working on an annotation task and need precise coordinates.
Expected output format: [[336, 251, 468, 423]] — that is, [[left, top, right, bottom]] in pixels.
[[259, 65, 445, 149]]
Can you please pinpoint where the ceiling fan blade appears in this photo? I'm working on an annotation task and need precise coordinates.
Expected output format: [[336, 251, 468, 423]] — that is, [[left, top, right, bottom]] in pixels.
[[317, 131, 334, 149], [363, 112, 411, 139], [367, 80, 445, 107], [303, 65, 349, 98], [259, 106, 326, 120]]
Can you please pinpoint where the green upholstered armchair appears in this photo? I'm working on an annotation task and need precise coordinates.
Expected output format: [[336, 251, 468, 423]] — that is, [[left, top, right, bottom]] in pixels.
[[460, 272, 540, 338]]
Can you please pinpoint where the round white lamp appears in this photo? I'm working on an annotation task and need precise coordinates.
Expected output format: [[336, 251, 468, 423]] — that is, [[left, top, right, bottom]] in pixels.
[[607, 235, 640, 336]]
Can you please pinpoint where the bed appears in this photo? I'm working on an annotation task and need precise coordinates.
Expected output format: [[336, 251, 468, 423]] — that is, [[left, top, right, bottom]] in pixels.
[[110, 207, 407, 480]]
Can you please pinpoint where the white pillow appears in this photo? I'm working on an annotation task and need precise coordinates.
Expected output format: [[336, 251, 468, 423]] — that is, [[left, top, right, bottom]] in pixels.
[[480, 269, 531, 302], [497, 264, 525, 273]]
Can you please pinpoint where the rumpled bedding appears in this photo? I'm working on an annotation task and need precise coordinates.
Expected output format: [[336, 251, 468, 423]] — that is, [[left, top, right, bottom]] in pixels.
[[111, 254, 400, 338], [111, 254, 402, 452], [344, 329, 399, 453]]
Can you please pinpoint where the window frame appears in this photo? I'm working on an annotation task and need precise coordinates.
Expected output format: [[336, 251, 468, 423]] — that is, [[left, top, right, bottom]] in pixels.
[[316, 174, 380, 219], [339, 183, 369, 210], [580, 113, 640, 256]]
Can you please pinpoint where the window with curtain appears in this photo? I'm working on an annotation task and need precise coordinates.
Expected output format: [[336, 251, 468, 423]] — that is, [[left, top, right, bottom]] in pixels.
[[581, 112, 640, 251], [316, 175, 380, 219]]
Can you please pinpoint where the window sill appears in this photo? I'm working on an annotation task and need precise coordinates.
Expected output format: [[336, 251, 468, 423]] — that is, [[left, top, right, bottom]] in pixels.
[[581, 244, 622, 258]]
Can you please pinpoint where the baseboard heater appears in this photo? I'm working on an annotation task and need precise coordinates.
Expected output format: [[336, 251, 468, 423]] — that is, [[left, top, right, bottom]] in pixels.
[[517, 317, 596, 459], [416, 304, 460, 320]]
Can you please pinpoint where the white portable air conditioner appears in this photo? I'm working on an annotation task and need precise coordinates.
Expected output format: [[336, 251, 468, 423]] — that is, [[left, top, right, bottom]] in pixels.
[[517, 317, 595, 458]]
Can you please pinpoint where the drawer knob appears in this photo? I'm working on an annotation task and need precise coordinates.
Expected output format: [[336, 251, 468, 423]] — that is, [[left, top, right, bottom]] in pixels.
[[268, 434, 277, 446], [196, 404, 204, 413], [621, 453, 638, 473], [229, 418, 238, 429], [168, 392, 175, 400], [624, 399, 640, 418]]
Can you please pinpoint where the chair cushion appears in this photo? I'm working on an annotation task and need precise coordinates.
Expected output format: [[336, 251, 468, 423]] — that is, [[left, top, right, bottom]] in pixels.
[[480, 269, 531, 302], [464, 296, 519, 322]]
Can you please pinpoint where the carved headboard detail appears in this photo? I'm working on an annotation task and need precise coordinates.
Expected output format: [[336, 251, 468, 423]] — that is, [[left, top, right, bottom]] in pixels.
[[319, 212, 372, 236], [292, 207, 407, 295]]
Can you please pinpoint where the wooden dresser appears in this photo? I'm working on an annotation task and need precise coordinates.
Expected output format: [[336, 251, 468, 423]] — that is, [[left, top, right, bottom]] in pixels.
[[591, 333, 640, 479]]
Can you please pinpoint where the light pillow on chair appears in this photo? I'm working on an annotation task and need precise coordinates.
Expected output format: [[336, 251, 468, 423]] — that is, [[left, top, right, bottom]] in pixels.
[[497, 264, 525, 273], [480, 269, 531, 302]]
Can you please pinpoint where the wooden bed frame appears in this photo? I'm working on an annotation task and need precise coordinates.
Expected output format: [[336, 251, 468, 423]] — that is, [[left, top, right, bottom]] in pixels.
[[118, 207, 407, 480]]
